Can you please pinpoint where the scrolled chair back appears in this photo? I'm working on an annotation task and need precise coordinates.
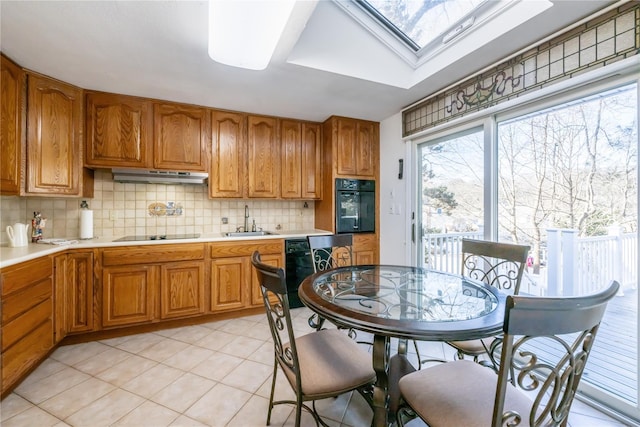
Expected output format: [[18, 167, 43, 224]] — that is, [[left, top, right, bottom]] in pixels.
[[461, 238, 530, 295], [397, 281, 620, 427], [307, 234, 354, 273], [490, 280, 620, 426], [250, 251, 300, 379]]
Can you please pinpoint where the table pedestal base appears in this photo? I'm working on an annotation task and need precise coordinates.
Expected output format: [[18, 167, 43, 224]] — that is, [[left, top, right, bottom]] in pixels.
[[372, 334, 390, 427]]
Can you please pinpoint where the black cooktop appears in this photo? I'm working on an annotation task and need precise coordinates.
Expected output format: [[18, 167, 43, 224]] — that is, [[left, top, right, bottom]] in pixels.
[[113, 233, 200, 242]]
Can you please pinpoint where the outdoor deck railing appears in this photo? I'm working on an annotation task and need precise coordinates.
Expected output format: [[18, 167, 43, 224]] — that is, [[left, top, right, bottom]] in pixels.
[[422, 229, 638, 296], [422, 229, 639, 406]]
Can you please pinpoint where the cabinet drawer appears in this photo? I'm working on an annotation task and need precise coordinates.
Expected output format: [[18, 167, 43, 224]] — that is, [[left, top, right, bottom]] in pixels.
[[1, 278, 52, 324], [2, 298, 52, 350], [103, 244, 205, 266], [209, 240, 284, 258], [1, 257, 52, 296], [1, 319, 53, 395]]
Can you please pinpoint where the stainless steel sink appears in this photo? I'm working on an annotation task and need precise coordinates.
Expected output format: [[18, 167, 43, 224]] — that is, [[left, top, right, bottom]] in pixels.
[[222, 231, 278, 237]]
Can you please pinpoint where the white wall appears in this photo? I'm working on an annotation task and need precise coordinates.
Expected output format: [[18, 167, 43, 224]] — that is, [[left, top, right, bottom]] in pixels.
[[379, 112, 411, 265]]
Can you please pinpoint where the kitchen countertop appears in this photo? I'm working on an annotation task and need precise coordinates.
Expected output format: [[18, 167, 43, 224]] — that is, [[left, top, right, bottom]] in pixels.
[[0, 229, 332, 269]]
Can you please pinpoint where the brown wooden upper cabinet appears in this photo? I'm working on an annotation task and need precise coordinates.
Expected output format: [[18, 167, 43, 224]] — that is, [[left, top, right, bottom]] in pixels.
[[85, 92, 153, 169], [210, 110, 247, 198], [153, 103, 210, 171], [1, 55, 24, 195], [280, 119, 322, 200], [85, 94, 209, 172], [248, 115, 279, 198], [334, 116, 377, 178], [26, 73, 88, 196], [211, 113, 320, 200]]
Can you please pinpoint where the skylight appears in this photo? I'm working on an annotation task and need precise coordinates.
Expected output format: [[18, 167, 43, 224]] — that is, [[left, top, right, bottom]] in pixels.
[[356, 0, 486, 52]]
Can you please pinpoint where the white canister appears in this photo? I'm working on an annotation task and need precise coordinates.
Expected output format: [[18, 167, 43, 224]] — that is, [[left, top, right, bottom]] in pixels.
[[6, 223, 29, 247]]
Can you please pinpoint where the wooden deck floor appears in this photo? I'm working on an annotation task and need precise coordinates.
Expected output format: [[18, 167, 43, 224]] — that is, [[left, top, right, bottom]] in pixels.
[[583, 288, 638, 404], [526, 288, 638, 405]]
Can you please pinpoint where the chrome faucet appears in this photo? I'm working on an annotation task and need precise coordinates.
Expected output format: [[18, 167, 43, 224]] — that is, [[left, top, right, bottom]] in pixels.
[[244, 205, 249, 233]]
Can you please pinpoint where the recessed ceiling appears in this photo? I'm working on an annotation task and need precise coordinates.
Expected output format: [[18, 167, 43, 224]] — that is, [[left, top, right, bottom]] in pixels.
[[0, 0, 616, 123]]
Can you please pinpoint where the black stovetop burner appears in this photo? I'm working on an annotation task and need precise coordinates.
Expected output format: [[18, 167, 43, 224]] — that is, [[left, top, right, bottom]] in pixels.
[[113, 233, 200, 242]]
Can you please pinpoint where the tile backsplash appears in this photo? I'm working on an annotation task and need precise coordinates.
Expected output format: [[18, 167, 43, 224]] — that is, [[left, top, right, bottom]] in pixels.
[[0, 170, 315, 244]]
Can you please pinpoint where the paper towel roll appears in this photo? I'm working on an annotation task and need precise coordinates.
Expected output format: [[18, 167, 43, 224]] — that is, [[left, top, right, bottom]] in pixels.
[[80, 209, 93, 239]]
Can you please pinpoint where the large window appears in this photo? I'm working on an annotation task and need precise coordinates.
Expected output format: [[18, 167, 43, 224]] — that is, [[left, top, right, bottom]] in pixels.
[[417, 128, 484, 272], [497, 84, 638, 409], [415, 80, 639, 420]]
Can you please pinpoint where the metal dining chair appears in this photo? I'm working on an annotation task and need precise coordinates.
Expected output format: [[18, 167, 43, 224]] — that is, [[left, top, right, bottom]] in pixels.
[[397, 280, 620, 427], [251, 251, 375, 427], [445, 238, 530, 367], [306, 234, 354, 331]]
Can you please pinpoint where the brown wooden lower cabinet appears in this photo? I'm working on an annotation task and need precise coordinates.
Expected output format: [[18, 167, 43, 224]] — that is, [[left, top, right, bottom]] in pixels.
[[250, 253, 281, 306], [353, 233, 379, 265], [66, 251, 95, 334], [0, 239, 294, 395], [209, 240, 284, 312], [211, 256, 249, 311], [100, 244, 206, 328], [160, 261, 205, 319], [102, 264, 156, 328], [1, 257, 54, 396], [54, 254, 67, 343]]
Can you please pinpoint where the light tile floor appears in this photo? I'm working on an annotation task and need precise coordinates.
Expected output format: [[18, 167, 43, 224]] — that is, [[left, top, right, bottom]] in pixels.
[[0, 307, 632, 427]]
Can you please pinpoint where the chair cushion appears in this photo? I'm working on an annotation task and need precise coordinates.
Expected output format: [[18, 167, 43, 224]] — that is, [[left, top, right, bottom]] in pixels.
[[281, 329, 376, 399], [448, 337, 494, 355], [398, 360, 534, 427]]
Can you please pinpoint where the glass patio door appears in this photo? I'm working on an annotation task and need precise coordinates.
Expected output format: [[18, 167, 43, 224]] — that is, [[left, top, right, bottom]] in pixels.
[[416, 127, 484, 274], [414, 82, 638, 421], [496, 83, 638, 417]]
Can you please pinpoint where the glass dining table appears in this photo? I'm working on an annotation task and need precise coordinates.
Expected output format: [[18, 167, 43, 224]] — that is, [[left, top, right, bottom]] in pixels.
[[298, 264, 507, 427]]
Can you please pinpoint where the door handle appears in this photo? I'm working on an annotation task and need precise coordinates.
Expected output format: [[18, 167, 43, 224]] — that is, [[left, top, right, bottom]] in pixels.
[[411, 211, 416, 243]]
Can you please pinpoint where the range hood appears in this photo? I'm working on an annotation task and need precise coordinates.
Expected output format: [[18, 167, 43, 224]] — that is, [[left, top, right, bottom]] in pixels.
[[112, 169, 208, 185]]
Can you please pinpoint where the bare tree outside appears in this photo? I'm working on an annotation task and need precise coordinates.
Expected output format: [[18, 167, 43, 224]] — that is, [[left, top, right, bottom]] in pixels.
[[419, 84, 637, 280], [498, 86, 637, 272], [364, 0, 483, 47]]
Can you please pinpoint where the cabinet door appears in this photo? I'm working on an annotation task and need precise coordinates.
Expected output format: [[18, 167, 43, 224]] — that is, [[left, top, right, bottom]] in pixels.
[[1, 55, 24, 195], [250, 253, 283, 306], [66, 251, 95, 333], [355, 121, 376, 177], [280, 119, 302, 199], [248, 115, 279, 198], [160, 261, 205, 319], [355, 250, 376, 266], [210, 257, 249, 311], [336, 117, 358, 176], [85, 92, 152, 168], [53, 254, 67, 343], [301, 122, 322, 199], [102, 265, 155, 328], [154, 103, 210, 171], [335, 117, 376, 178], [353, 233, 378, 265], [210, 110, 246, 198], [26, 73, 83, 195]]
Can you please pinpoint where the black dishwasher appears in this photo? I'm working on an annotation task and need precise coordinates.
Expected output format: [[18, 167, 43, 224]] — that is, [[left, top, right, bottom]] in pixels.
[[285, 238, 314, 308]]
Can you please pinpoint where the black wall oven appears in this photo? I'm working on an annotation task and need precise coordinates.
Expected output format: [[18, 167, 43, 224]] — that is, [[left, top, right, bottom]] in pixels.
[[335, 178, 375, 234]]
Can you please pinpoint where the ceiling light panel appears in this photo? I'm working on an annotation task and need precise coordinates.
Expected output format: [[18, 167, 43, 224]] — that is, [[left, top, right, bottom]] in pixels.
[[208, 0, 296, 70]]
